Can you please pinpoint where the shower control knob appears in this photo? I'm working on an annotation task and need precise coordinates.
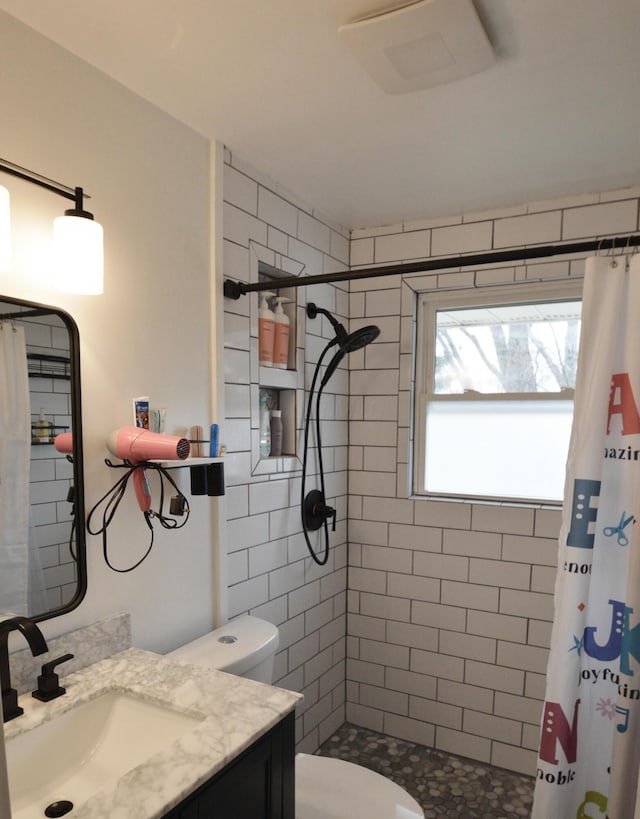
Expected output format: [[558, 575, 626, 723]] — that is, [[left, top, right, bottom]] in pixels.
[[303, 490, 335, 532]]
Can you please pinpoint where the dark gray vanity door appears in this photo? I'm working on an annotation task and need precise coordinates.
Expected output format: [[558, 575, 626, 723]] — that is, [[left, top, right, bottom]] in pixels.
[[163, 711, 295, 819]]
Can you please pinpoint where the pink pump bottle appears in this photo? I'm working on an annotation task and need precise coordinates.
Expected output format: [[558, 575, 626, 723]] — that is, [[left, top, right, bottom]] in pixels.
[[272, 296, 290, 369], [258, 291, 276, 367]]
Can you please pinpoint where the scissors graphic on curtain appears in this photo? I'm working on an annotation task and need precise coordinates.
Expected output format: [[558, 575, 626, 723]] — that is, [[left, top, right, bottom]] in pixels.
[[603, 512, 634, 546]]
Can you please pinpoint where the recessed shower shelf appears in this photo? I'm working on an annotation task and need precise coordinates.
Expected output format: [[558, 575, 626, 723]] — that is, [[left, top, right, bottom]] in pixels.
[[259, 366, 296, 390]]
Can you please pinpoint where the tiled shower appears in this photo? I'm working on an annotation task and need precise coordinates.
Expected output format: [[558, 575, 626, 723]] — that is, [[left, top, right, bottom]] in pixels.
[[222, 147, 640, 773]]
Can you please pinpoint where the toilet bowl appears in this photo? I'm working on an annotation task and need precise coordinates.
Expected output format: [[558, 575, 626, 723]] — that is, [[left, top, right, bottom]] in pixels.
[[167, 615, 424, 819]]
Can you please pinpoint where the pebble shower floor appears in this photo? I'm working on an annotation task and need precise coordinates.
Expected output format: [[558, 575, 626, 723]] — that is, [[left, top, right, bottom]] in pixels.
[[317, 723, 534, 818]]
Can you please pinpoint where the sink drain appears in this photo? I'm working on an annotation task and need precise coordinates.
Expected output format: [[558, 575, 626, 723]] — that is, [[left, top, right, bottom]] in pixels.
[[44, 800, 74, 817]]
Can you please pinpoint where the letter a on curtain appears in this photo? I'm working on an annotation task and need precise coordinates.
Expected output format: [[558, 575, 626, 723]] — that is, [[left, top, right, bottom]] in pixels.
[[533, 254, 640, 818]]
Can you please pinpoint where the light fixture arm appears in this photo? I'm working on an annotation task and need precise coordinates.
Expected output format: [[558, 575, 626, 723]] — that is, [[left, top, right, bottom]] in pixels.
[[0, 159, 90, 210]]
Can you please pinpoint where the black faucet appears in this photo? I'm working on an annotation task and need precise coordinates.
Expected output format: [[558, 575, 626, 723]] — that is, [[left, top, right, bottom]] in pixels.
[[0, 616, 48, 722]]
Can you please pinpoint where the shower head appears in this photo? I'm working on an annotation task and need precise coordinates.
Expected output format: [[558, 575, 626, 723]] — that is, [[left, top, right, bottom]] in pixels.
[[342, 324, 380, 352], [306, 302, 380, 354]]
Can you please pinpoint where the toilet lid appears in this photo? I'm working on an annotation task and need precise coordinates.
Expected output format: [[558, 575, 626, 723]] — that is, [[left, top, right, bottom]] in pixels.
[[295, 754, 424, 819]]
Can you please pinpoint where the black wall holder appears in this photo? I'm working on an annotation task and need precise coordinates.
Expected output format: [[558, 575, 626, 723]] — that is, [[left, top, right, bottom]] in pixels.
[[190, 461, 225, 497]]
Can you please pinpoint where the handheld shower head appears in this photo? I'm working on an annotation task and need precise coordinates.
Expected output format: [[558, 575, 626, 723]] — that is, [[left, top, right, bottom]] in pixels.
[[306, 302, 380, 357], [341, 324, 380, 353], [301, 302, 382, 567]]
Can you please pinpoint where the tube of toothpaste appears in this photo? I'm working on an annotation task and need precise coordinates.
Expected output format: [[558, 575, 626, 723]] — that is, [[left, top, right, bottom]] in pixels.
[[133, 396, 150, 429]]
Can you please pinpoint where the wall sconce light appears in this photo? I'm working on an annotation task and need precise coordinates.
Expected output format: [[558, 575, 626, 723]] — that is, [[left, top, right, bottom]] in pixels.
[[0, 158, 103, 295]]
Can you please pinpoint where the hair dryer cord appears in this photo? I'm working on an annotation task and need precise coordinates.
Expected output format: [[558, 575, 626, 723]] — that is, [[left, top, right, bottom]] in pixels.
[[87, 460, 190, 573]]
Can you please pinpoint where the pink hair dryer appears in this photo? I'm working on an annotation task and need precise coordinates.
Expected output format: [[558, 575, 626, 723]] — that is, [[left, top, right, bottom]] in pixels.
[[106, 426, 190, 512], [54, 432, 73, 455]]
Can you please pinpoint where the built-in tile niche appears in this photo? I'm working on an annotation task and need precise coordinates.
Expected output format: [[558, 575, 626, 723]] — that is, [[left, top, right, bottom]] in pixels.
[[250, 242, 305, 476]]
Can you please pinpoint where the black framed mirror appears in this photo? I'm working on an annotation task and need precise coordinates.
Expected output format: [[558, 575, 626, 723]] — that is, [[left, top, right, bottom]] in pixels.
[[0, 294, 86, 621]]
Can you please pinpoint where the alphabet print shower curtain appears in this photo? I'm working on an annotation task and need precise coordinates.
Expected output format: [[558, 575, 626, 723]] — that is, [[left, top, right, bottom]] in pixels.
[[533, 254, 640, 819]]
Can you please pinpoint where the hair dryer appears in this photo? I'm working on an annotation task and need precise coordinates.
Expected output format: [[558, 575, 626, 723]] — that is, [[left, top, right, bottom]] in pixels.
[[54, 432, 73, 454], [107, 426, 190, 512]]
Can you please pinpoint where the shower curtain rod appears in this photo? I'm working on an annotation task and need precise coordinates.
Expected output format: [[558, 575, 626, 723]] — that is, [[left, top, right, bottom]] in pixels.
[[0, 308, 54, 320], [223, 233, 640, 300]]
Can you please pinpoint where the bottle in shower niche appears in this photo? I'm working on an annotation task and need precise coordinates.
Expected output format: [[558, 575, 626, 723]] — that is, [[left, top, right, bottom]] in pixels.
[[259, 394, 271, 458], [269, 410, 283, 457], [258, 291, 276, 367], [272, 296, 290, 369]]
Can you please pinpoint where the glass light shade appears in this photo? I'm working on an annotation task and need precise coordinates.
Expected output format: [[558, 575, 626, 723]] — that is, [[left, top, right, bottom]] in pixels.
[[53, 214, 104, 295], [0, 185, 10, 273]]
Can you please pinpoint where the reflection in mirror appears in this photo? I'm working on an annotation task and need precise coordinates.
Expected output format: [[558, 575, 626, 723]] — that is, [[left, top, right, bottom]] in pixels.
[[0, 296, 86, 621]]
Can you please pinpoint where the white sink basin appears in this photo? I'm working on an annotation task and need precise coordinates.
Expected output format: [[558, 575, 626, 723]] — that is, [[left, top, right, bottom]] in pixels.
[[7, 691, 202, 819]]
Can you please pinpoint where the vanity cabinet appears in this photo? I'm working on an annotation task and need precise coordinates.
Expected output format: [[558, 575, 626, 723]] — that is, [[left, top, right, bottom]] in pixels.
[[162, 711, 295, 819]]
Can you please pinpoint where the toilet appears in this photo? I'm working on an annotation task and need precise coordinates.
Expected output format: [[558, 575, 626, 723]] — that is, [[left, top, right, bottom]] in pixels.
[[167, 615, 424, 819]]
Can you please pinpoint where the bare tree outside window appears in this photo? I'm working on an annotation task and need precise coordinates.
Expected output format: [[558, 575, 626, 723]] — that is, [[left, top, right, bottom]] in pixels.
[[434, 301, 581, 395]]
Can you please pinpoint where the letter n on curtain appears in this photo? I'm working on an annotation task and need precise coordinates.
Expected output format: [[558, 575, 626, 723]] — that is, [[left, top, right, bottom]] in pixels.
[[533, 254, 640, 818]]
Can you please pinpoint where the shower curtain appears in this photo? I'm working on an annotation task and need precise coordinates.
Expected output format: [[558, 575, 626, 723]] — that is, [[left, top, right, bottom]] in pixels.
[[533, 254, 640, 819], [0, 321, 31, 615]]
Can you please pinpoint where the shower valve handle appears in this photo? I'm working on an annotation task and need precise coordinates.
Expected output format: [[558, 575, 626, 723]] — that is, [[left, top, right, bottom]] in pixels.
[[318, 503, 336, 532], [303, 490, 336, 532], [318, 502, 336, 530]]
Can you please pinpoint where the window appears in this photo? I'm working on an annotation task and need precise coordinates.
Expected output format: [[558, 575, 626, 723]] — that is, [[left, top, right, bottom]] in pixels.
[[413, 281, 582, 504]]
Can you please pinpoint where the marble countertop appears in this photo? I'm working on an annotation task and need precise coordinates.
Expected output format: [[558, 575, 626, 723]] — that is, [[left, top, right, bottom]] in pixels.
[[4, 647, 302, 819]]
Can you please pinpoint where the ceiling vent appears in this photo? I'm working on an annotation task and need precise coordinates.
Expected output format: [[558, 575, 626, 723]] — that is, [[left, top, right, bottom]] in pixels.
[[338, 0, 495, 94]]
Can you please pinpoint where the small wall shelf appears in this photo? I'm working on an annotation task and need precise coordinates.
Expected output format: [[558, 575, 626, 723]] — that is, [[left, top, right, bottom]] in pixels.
[[150, 457, 224, 466], [27, 352, 71, 381], [31, 423, 69, 445], [107, 455, 225, 497]]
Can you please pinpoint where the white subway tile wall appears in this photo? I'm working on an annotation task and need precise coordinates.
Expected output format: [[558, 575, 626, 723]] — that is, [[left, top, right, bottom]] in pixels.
[[223, 153, 350, 752], [223, 159, 640, 771], [347, 186, 640, 776]]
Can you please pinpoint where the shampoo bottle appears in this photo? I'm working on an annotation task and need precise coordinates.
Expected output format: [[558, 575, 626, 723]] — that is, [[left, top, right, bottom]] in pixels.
[[38, 409, 49, 441], [272, 297, 290, 370], [258, 292, 276, 367], [269, 410, 283, 457], [259, 393, 271, 458]]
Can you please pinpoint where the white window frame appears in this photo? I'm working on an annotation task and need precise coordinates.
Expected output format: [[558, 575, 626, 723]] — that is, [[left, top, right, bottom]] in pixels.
[[413, 279, 583, 505]]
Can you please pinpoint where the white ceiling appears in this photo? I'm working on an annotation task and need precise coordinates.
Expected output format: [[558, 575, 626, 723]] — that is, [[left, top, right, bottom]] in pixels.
[[2, 0, 640, 230]]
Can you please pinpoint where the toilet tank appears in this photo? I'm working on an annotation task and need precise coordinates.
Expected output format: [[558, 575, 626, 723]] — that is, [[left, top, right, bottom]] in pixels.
[[167, 615, 280, 683]]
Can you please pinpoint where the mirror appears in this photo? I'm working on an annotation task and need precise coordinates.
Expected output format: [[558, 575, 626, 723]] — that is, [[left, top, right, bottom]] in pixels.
[[0, 294, 86, 621]]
